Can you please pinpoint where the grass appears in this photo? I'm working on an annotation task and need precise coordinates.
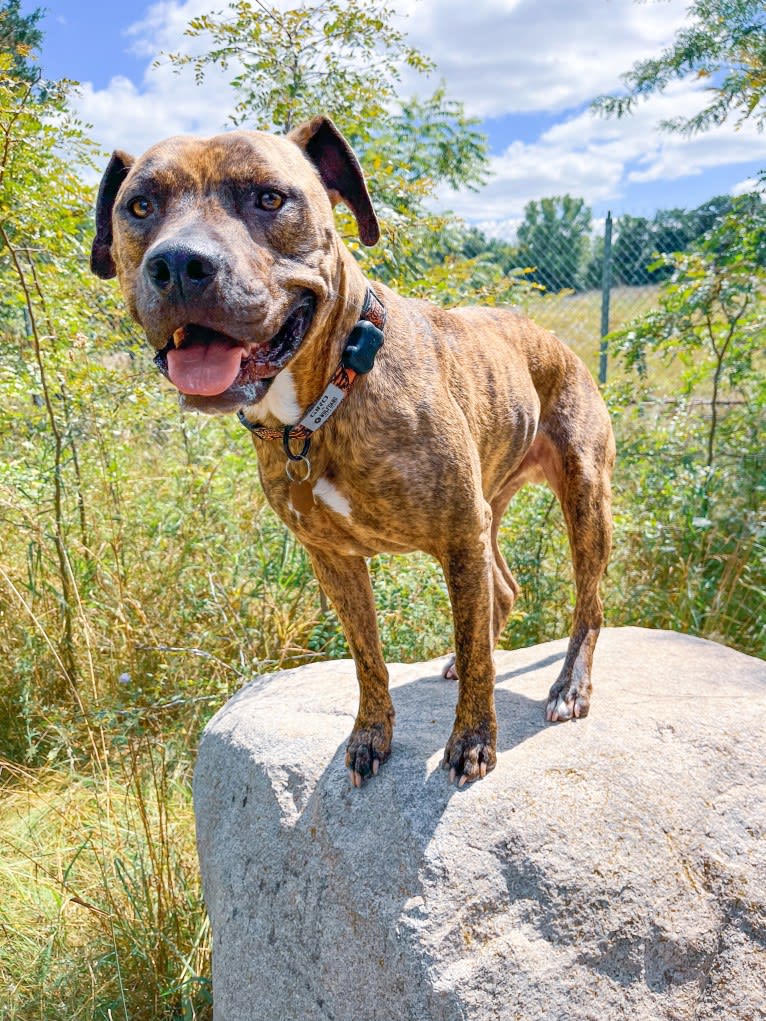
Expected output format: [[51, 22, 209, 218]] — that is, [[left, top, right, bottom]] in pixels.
[[0, 743, 210, 1020], [519, 284, 680, 387]]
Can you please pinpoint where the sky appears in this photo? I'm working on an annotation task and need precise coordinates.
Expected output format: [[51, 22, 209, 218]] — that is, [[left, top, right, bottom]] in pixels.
[[22, 0, 766, 239]]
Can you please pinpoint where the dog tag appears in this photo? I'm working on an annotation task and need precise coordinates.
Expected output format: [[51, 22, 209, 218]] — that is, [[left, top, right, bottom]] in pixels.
[[290, 479, 315, 514]]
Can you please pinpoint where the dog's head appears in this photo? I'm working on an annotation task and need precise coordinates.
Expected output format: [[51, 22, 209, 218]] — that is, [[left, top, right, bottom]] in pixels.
[[91, 117, 379, 413]]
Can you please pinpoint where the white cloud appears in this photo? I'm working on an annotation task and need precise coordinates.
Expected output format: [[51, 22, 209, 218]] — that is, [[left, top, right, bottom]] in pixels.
[[399, 0, 689, 117], [124, 0, 213, 57], [442, 80, 766, 233], [77, 71, 228, 158], [731, 177, 762, 197], [76, 0, 692, 155], [475, 217, 524, 241], [77, 1, 240, 156]]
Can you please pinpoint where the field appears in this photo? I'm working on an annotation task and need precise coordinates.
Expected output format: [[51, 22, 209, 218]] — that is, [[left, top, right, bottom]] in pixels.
[[526, 284, 656, 355], [519, 284, 676, 385]]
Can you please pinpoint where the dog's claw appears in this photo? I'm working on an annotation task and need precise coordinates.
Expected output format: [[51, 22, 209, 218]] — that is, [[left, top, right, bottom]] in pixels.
[[345, 720, 392, 788], [545, 687, 590, 723], [441, 656, 458, 681], [442, 723, 496, 787]]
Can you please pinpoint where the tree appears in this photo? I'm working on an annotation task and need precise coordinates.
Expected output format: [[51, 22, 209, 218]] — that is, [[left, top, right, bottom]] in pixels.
[[593, 0, 766, 135], [687, 194, 737, 235], [611, 209, 691, 285], [594, 198, 744, 287], [610, 214, 655, 286], [516, 196, 592, 292], [169, 0, 430, 135], [164, 0, 503, 300], [0, 0, 44, 82]]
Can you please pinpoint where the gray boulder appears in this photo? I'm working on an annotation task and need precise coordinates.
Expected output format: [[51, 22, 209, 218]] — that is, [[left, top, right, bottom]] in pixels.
[[194, 627, 766, 1021]]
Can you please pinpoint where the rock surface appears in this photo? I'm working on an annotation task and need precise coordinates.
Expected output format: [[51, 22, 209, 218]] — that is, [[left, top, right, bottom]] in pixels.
[[194, 627, 766, 1021]]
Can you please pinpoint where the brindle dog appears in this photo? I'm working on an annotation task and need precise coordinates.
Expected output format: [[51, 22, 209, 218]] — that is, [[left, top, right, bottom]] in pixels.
[[91, 117, 615, 788]]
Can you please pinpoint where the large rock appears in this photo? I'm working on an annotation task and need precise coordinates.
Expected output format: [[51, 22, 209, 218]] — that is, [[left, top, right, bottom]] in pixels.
[[194, 627, 766, 1021]]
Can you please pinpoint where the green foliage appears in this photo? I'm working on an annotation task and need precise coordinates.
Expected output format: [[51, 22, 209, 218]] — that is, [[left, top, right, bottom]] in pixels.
[[597, 199, 766, 655], [599, 196, 746, 287], [0, 0, 44, 82], [604, 393, 764, 654], [0, 69, 137, 686], [519, 193, 757, 295], [0, 64, 220, 1020], [614, 212, 687, 287], [169, 0, 431, 134], [593, 0, 766, 134], [0, 741, 212, 1020], [612, 197, 766, 467], [516, 195, 593, 292], [373, 214, 539, 306]]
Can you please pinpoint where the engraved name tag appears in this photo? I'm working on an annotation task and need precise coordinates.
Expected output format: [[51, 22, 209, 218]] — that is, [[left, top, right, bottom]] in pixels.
[[299, 383, 346, 432]]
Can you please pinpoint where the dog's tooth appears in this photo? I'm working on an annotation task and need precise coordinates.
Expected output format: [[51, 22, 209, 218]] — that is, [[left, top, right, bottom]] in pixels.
[[172, 327, 186, 348]]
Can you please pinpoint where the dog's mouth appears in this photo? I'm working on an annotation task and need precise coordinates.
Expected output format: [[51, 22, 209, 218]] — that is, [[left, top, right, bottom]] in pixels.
[[153, 296, 316, 398]]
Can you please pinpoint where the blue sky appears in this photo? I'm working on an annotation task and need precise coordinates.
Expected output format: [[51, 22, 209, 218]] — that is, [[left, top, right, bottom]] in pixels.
[[23, 0, 766, 237], [22, 2, 143, 89]]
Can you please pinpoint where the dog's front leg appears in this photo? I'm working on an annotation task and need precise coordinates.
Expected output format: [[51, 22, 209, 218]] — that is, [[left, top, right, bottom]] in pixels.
[[307, 548, 394, 787], [440, 526, 498, 786]]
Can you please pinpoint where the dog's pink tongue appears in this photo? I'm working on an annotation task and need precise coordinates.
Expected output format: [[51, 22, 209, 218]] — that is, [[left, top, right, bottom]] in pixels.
[[167, 341, 244, 396]]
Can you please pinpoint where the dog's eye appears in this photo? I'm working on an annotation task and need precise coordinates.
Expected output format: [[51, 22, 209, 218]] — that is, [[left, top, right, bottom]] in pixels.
[[129, 197, 153, 219], [256, 191, 284, 212]]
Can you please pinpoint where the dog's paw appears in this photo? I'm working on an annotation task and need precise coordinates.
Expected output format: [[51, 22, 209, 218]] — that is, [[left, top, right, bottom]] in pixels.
[[441, 723, 496, 787], [441, 655, 458, 681], [346, 720, 393, 789], [545, 682, 591, 722]]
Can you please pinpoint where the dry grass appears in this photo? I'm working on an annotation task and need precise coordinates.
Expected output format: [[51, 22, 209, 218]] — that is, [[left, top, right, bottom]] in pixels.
[[0, 742, 211, 1021], [519, 284, 663, 382]]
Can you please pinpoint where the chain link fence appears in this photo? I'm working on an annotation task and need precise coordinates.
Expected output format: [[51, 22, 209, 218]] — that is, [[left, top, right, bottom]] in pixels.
[[508, 200, 741, 382]]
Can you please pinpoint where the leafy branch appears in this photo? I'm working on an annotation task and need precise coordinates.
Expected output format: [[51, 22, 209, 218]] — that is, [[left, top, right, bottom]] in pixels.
[[593, 0, 766, 134]]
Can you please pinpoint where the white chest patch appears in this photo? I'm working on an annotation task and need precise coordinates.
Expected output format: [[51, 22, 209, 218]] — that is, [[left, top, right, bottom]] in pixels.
[[250, 368, 301, 425], [313, 477, 352, 519]]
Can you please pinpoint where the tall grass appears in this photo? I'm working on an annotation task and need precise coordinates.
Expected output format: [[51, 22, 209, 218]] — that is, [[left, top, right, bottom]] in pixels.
[[0, 742, 210, 1020]]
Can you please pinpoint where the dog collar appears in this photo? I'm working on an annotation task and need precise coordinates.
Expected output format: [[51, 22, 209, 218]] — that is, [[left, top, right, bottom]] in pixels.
[[237, 286, 385, 449]]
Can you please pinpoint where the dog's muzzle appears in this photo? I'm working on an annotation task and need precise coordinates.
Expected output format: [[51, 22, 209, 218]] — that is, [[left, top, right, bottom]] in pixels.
[[152, 295, 317, 406]]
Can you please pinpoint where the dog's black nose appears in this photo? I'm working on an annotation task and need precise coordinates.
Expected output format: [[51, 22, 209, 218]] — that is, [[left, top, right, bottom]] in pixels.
[[145, 244, 218, 294]]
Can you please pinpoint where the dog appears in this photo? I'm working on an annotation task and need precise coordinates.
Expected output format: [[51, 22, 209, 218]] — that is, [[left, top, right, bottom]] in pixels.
[[91, 116, 615, 788]]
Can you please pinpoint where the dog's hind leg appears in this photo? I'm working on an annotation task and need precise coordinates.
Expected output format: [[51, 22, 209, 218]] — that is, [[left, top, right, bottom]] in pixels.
[[307, 548, 394, 787], [490, 493, 522, 644], [543, 424, 615, 722]]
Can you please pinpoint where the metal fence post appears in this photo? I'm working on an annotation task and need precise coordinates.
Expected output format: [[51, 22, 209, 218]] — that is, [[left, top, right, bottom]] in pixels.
[[599, 211, 613, 385]]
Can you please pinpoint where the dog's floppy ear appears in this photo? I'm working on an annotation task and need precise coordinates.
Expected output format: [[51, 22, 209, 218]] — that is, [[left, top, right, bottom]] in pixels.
[[289, 117, 380, 247], [91, 150, 134, 279]]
